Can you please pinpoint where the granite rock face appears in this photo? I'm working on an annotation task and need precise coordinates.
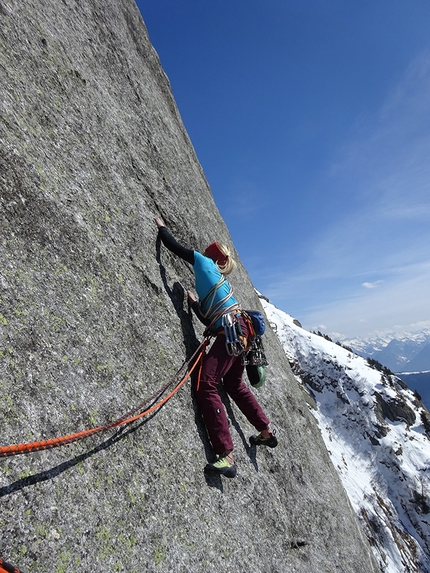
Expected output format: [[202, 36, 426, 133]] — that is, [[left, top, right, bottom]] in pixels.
[[0, 2, 380, 571]]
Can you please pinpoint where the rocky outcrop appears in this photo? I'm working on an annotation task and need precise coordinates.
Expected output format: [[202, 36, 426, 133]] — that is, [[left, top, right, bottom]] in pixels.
[[0, 1, 380, 571]]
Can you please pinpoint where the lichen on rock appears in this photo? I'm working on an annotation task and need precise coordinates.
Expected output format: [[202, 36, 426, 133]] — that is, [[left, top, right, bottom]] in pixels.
[[0, 1, 380, 572]]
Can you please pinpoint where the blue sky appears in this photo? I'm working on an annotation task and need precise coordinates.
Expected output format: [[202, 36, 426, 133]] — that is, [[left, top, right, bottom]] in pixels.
[[137, 0, 430, 339]]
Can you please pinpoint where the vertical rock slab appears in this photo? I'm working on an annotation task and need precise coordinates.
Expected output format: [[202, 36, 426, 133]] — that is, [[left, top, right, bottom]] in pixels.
[[0, 1, 380, 571]]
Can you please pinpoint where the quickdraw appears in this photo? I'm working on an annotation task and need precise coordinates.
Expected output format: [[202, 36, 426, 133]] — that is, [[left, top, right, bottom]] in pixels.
[[222, 313, 245, 356], [242, 334, 268, 367], [0, 340, 209, 458]]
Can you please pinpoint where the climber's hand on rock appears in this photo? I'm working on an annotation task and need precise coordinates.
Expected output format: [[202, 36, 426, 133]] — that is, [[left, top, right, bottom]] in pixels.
[[187, 291, 197, 304]]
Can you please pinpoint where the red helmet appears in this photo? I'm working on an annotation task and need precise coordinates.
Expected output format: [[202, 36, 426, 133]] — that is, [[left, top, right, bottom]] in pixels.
[[204, 242, 228, 266]]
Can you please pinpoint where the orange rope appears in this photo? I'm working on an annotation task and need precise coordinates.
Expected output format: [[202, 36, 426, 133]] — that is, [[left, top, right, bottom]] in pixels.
[[0, 341, 208, 458], [0, 558, 21, 573], [195, 338, 210, 391]]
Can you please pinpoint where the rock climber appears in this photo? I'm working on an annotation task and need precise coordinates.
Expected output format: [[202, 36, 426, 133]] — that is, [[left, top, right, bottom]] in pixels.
[[155, 217, 277, 478]]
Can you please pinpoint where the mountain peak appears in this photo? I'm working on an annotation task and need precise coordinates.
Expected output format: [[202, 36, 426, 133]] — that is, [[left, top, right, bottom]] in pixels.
[[342, 329, 430, 372]]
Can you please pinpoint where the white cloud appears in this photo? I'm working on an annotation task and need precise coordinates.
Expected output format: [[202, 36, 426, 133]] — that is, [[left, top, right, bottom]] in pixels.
[[300, 261, 430, 338], [362, 281, 383, 289]]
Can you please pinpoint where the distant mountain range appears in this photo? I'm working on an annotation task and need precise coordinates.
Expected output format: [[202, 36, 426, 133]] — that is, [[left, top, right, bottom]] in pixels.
[[338, 329, 430, 410], [341, 329, 430, 373]]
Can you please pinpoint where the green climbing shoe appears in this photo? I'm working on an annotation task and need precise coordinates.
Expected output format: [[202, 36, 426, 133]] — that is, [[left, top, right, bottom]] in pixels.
[[204, 455, 237, 478], [249, 432, 278, 448]]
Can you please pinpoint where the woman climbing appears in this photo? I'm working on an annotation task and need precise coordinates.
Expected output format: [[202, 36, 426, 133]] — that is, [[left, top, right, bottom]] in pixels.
[[155, 218, 277, 478]]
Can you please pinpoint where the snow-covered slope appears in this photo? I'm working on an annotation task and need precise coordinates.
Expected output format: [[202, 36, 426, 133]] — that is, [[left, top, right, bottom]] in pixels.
[[261, 298, 430, 573]]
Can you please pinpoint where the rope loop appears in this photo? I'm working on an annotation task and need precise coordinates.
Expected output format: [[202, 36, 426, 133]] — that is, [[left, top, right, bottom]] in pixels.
[[0, 558, 21, 573], [0, 340, 208, 458], [195, 337, 210, 392]]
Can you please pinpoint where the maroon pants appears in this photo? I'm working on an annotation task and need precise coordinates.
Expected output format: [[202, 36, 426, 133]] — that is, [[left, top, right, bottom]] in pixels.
[[195, 317, 270, 455]]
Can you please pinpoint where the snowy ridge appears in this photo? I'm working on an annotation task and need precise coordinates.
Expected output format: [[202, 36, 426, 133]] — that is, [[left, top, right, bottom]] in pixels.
[[343, 329, 430, 373], [344, 327, 430, 353], [261, 298, 430, 573]]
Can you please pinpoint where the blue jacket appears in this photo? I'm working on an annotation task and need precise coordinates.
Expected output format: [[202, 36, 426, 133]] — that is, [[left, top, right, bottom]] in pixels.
[[158, 226, 238, 329], [193, 252, 238, 327]]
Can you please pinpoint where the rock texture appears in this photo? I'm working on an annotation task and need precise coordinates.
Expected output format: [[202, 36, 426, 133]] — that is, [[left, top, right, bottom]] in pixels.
[[0, 1, 380, 571]]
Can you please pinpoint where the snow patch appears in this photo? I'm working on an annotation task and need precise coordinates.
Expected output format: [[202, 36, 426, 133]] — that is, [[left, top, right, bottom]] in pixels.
[[262, 298, 430, 573]]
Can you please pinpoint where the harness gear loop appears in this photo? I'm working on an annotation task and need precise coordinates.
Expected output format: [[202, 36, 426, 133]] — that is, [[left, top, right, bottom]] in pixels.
[[222, 313, 245, 356]]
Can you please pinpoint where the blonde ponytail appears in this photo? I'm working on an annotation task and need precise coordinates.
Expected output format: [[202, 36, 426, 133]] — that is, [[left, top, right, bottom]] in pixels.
[[216, 243, 236, 275]]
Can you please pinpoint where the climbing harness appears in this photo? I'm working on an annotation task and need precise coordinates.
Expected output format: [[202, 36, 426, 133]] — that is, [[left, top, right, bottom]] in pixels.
[[0, 340, 208, 458]]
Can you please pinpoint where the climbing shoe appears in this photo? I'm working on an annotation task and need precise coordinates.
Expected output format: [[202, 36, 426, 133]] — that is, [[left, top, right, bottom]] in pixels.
[[249, 432, 278, 448], [204, 455, 237, 478]]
